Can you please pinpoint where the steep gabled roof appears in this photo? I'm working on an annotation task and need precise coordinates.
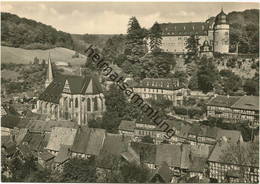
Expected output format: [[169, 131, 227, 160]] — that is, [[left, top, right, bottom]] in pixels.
[[96, 133, 131, 169], [71, 127, 106, 156], [46, 127, 77, 152], [39, 74, 103, 104], [54, 144, 71, 164], [151, 162, 172, 183], [130, 142, 157, 164], [156, 144, 182, 168]]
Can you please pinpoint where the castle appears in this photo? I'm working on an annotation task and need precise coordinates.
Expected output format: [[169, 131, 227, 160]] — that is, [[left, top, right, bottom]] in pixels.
[[37, 56, 106, 125], [155, 9, 229, 54]]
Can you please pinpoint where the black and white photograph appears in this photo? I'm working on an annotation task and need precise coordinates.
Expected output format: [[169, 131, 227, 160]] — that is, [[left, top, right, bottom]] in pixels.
[[1, 1, 259, 183]]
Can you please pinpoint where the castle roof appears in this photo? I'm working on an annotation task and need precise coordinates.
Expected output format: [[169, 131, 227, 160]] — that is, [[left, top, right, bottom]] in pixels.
[[159, 22, 209, 36], [39, 74, 103, 104], [215, 9, 228, 25]]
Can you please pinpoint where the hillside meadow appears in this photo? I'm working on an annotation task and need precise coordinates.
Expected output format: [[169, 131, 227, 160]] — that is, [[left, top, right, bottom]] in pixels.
[[1, 46, 86, 66]]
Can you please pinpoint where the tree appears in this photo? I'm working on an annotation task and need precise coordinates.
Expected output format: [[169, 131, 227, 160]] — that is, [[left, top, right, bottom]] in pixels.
[[119, 162, 151, 183], [140, 52, 176, 79], [219, 69, 242, 95], [197, 57, 219, 93], [185, 35, 200, 56], [125, 16, 147, 59], [149, 22, 162, 53], [61, 157, 97, 182], [243, 78, 259, 96]]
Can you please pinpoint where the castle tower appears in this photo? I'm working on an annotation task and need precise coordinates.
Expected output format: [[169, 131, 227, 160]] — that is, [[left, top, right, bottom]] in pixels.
[[45, 53, 54, 88], [213, 9, 229, 53]]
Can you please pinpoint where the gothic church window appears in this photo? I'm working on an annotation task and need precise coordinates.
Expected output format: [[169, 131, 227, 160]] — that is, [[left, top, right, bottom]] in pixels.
[[93, 97, 98, 111], [87, 98, 91, 111], [75, 98, 78, 108]]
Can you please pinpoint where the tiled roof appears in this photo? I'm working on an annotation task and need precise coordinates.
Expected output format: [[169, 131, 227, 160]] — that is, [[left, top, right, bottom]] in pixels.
[[46, 127, 77, 152], [23, 132, 46, 151], [151, 162, 172, 183], [207, 96, 240, 108], [71, 127, 106, 156], [14, 128, 28, 145], [134, 78, 181, 90], [96, 133, 131, 169], [38, 150, 55, 161], [156, 144, 182, 168], [189, 156, 207, 172], [1, 115, 21, 129], [22, 120, 78, 133], [121, 146, 140, 164], [54, 144, 71, 164], [231, 96, 259, 111], [208, 96, 259, 111], [180, 144, 191, 169], [118, 120, 136, 132], [216, 129, 242, 144], [208, 141, 259, 167], [159, 22, 209, 36], [39, 74, 103, 104]]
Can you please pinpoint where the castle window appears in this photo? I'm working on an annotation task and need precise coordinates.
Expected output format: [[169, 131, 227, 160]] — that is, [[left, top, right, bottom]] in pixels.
[[225, 32, 228, 35], [75, 98, 78, 108]]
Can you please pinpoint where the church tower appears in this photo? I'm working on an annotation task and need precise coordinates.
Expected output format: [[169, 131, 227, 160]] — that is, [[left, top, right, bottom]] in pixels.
[[213, 9, 229, 53], [45, 53, 54, 88]]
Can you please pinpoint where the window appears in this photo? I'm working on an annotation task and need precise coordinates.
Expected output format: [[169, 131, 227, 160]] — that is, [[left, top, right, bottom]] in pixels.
[[93, 97, 98, 111], [75, 98, 78, 108], [87, 98, 91, 111]]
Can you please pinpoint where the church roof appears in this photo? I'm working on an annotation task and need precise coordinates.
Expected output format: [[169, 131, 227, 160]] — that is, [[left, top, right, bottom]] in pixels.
[[159, 22, 209, 36], [39, 74, 103, 104], [46, 53, 54, 82]]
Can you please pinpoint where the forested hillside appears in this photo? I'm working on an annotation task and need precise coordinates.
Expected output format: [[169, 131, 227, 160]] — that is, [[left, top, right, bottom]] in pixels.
[[1, 12, 74, 50], [228, 9, 259, 53]]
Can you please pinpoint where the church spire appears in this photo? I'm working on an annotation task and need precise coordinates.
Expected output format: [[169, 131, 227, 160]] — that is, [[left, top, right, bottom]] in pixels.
[[45, 52, 54, 88]]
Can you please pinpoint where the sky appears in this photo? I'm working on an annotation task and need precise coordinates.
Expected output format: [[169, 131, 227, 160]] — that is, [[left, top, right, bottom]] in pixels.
[[1, 1, 259, 34]]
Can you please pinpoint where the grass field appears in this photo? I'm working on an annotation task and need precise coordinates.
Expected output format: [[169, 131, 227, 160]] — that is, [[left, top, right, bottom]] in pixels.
[[1, 46, 86, 66]]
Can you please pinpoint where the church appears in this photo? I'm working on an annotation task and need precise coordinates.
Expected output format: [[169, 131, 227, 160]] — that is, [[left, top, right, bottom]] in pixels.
[[155, 9, 229, 54], [37, 56, 106, 125]]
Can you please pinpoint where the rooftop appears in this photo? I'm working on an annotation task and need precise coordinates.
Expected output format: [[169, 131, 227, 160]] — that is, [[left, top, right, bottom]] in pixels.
[[46, 127, 77, 152], [39, 74, 103, 104], [71, 126, 106, 156], [159, 22, 209, 36], [118, 120, 136, 132]]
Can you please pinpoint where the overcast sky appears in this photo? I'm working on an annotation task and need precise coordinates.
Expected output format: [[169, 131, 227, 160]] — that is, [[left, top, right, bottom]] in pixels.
[[1, 2, 259, 34]]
